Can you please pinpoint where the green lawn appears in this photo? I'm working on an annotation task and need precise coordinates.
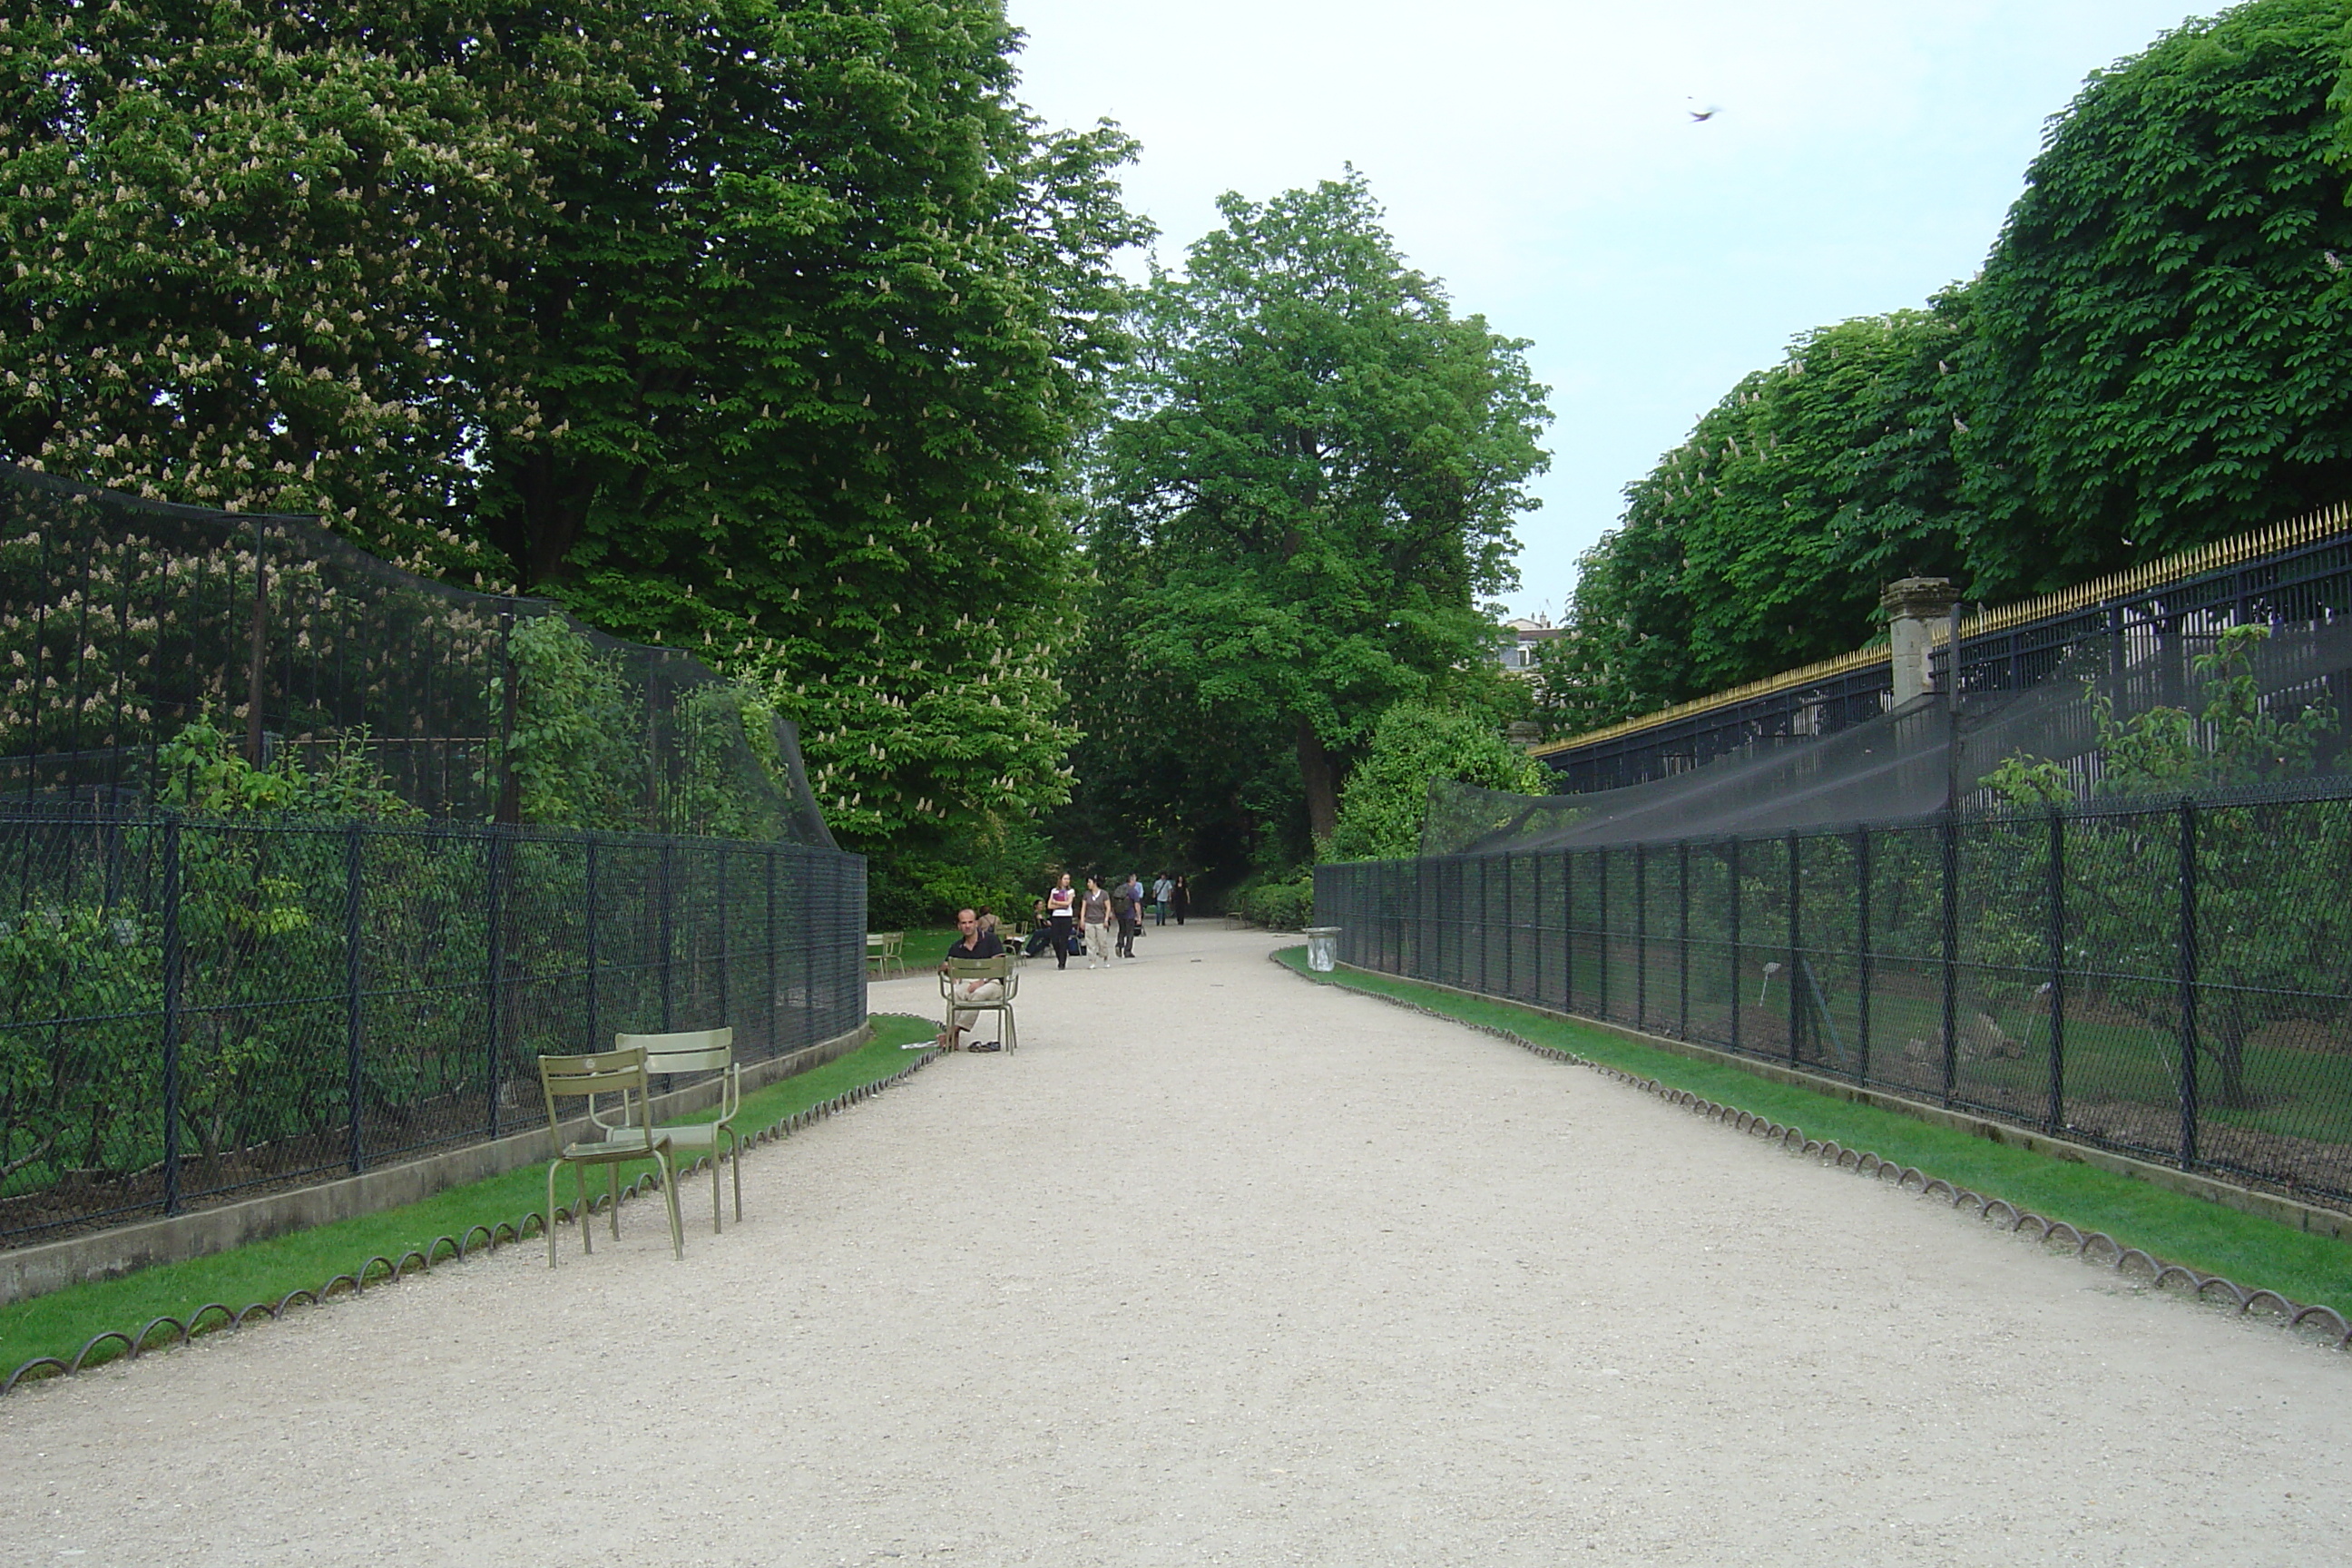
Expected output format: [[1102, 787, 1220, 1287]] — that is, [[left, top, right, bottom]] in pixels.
[[0, 1014, 938, 1388], [1278, 948, 2352, 1318]]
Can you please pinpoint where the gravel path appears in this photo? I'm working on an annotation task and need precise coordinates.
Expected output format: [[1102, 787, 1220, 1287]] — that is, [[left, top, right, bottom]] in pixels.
[[5, 924, 2351, 1566]]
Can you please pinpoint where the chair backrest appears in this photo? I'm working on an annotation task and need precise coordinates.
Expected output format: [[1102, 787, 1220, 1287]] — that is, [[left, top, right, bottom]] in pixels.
[[539, 1046, 653, 1152], [617, 1025, 734, 1075]]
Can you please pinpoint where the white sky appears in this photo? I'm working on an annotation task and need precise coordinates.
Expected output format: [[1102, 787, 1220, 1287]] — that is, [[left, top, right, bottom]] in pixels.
[[1004, 0, 2206, 617]]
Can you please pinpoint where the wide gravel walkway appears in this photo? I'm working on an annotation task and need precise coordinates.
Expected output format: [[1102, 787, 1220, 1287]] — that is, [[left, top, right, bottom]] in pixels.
[[5, 924, 2351, 1566]]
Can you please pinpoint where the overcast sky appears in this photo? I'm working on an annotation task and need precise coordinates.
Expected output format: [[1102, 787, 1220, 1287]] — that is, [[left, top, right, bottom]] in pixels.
[[1003, 0, 2207, 618]]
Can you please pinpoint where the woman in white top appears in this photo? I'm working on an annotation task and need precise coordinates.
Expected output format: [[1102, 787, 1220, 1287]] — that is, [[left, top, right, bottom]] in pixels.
[[1045, 873, 1077, 970], [1081, 877, 1113, 970]]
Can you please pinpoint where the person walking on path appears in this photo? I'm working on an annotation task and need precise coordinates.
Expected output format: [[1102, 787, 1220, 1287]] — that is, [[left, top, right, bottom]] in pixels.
[[1152, 874, 1173, 926], [1110, 876, 1134, 959], [1083, 877, 1113, 970], [933, 908, 1006, 1051], [1121, 874, 1147, 956], [1045, 873, 1076, 970], [1171, 875, 1190, 926]]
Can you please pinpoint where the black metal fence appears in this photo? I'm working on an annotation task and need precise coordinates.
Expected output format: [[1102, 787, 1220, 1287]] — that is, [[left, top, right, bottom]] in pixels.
[[0, 465, 833, 844], [1318, 782, 2352, 1207], [0, 808, 865, 1243], [1544, 502, 2352, 793]]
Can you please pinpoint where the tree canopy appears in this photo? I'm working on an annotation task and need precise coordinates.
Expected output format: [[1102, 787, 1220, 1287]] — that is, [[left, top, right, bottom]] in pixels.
[[1555, 0, 2352, 733], [1087, 172, 1549, 846], [1326, 701, 1544, 862], [0, 0, 1148, 846], [1550, 306, 1971, 729]]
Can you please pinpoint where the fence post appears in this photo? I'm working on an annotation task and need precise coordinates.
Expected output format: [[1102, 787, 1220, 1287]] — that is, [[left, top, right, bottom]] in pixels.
[[766, 846, 779, 1056], [1530, 853, 1543, 1002], [344, 822, 365, 1176], [485, 827, 506, 1139], [1596, 847, 1610, 1021], [1787, 829, 1802, 1065], [1677, 839, 1690, 1040], [1855, 827, 1872, 1083], [2045, 806, 2066, 1134], [715, 845, 731, 1024], [244, 522, 268, 768], [2178, 799, 2200, 1170], [1634, 841, 1647, 1031], [584, 836, 601, 1054], [494, 598, 520, 826], [1502, 852, 1514, 1000], [1940, 814, 1959, 1106], [1563, 853, 1577, 1014], [159, 813, 184, 1218], [1727, 838, 1741, 1054], [659, 840, 676, 1031]]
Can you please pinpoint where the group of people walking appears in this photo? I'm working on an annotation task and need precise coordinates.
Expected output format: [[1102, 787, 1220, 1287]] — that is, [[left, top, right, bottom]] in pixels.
[[1036, 870, 1190, 970]]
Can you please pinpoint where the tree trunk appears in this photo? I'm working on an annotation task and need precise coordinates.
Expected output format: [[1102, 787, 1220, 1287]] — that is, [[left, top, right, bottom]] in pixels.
[[1294, 715, 1340, 847]]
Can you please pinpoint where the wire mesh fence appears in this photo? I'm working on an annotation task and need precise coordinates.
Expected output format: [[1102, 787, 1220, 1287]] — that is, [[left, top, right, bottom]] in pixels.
[[0, 467, 868, 1248], [0, 809, 865, 1243], [1318, 783, 2352, 1209], [0, 464, 832, 843]]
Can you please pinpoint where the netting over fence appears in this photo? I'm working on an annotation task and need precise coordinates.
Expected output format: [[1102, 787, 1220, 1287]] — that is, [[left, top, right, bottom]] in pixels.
[[1324, 779, 2352, 1208], [1434, 615, 2352, 854], [0, 466, 832, 844], [0, 469, 867, 1247]]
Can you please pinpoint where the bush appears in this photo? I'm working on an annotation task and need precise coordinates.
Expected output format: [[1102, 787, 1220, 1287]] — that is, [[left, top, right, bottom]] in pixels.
[[1328, 702, 1545, 862], [1234, 873, 1316, 930]]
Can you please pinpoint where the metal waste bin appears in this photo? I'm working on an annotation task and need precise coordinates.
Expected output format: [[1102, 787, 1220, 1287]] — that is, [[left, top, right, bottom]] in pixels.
[[1302, 926, 1342, 973]]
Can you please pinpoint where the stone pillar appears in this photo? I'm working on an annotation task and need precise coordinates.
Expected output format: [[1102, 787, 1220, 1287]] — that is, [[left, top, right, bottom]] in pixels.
[[1880, 577, 1961, 706]]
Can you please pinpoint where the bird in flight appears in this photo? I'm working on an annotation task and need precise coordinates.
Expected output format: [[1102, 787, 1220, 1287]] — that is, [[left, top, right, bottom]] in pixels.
[[1688, 100, 1720, 122]]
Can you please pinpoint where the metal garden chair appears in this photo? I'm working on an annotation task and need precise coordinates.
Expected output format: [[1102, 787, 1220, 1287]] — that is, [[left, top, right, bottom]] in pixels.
[[536, 1046, 686, 1268], [603, 1027, 743, 1232], [940, 953, 1018, 1052]]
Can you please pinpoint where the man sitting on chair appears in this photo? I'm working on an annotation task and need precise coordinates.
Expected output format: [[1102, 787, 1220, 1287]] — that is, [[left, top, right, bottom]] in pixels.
[[938, 907, 1006, 1052]]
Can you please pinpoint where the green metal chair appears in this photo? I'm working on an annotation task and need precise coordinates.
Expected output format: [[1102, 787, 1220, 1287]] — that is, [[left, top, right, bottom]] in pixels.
[[605, 1027, 743, 1232], [941, 954, 1018, 1052], [536, 1046, 686, 1268]]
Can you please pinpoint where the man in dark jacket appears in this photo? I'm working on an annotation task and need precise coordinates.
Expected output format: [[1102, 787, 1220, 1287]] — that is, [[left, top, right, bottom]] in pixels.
[[937, 907, 1006, 1051]]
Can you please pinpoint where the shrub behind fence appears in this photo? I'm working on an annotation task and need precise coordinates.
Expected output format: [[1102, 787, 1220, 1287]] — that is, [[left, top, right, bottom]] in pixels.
[[1318, 781, 2352, 1207], [0, 810, 865, 1246]]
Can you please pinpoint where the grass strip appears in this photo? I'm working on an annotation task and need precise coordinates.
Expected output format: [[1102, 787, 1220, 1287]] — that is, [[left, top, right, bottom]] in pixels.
[[1279, 948, 2352, 1318], [0, 1014, 938, 1385]]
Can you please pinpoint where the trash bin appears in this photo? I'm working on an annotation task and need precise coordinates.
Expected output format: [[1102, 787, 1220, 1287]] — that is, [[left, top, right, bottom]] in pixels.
[[1302, 926, 1343, 973]]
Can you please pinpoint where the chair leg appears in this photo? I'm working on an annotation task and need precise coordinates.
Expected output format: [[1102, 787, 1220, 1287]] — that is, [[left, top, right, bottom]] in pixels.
[[608, 1164, 622, 1241], [575, 1164, 593, 1255], [728, 1128, 743, 1222], [656, 1149, 685, 1260], [545, 1161, 561, 1268], [710, 1148, 723, 1235]]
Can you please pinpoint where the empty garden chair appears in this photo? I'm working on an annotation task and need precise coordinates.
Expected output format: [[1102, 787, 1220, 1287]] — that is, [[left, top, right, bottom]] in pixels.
[[537, 1046, 687, 1267], [604, 1027, 743, 1232]]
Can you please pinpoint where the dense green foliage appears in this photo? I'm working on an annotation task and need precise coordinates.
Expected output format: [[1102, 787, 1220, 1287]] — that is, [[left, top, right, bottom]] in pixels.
[[1958, 0, 2352, 597], [1082, 172, 1549, 848], [1558, 0, 2352, 731], [1233, 872, 1316, 929], [1327, 701, 1545, 861], [1547, 308, 1970, 728], [0, 0, 1148, 847], [0, 0, 537, 578]]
